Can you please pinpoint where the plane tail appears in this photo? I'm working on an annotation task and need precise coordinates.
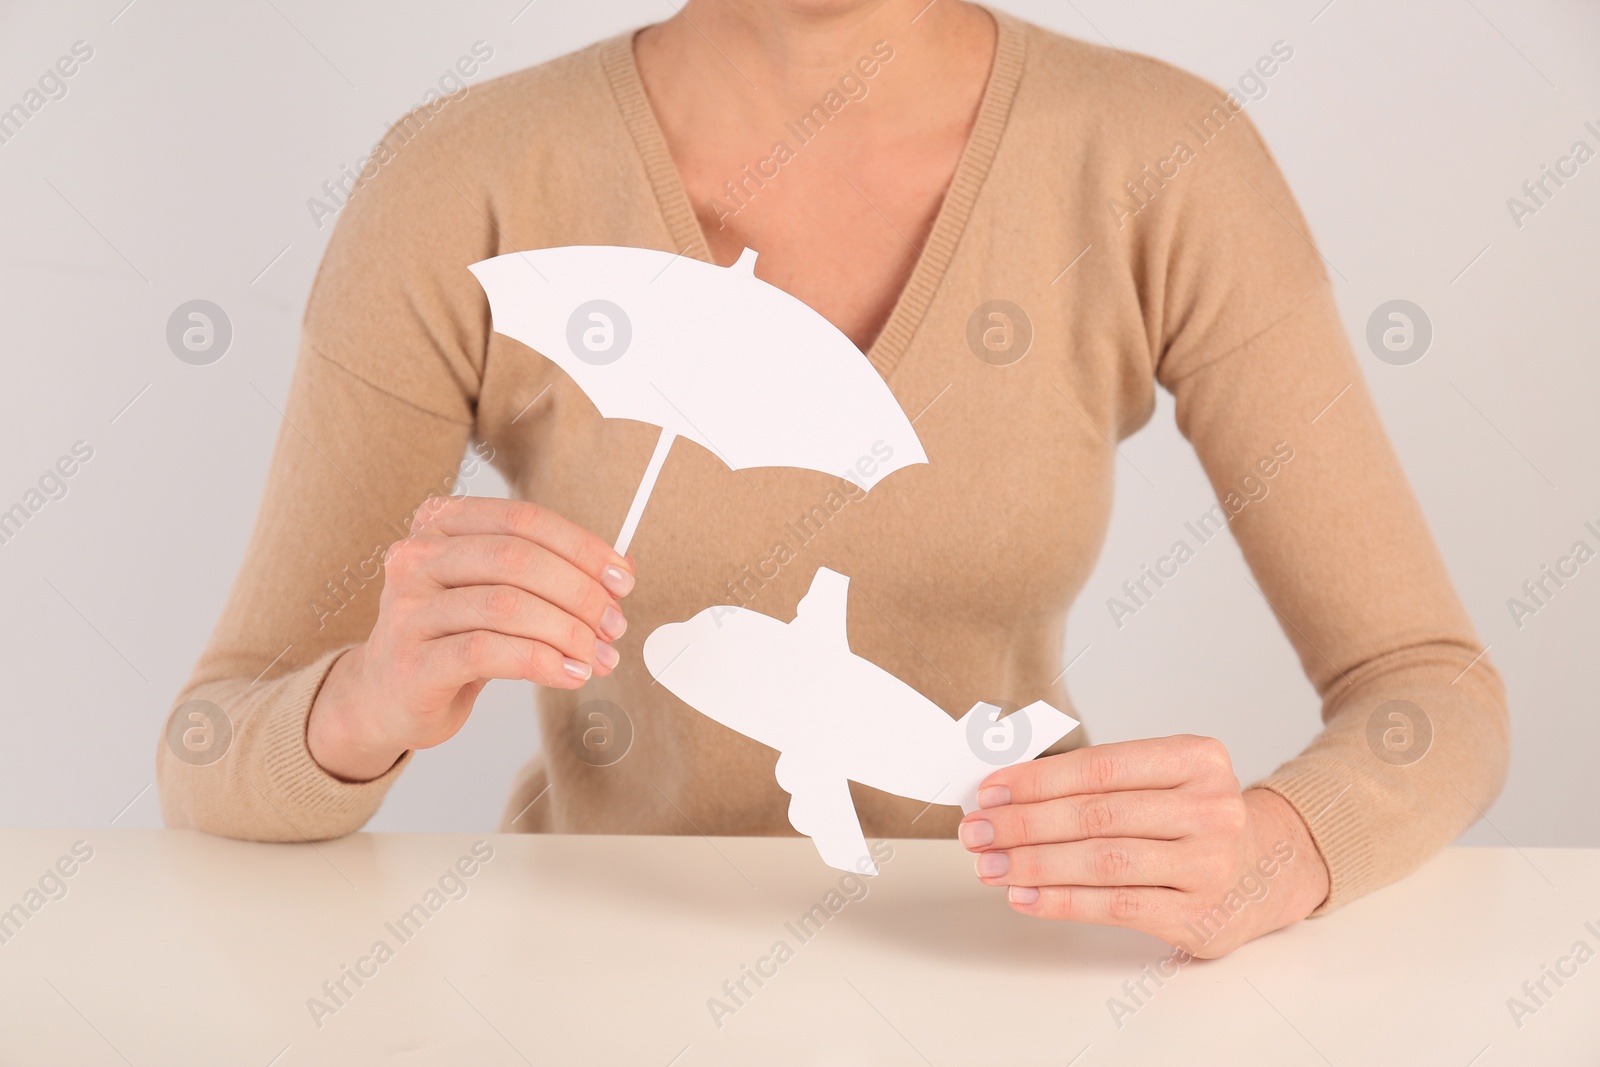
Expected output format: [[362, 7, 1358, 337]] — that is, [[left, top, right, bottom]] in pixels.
[[791, 567, 852, 650], [951, 700, 1080, 813]]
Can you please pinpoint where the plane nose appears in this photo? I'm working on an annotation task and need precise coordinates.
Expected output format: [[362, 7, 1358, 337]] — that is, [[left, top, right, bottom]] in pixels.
[[641, 619, 696, 680]]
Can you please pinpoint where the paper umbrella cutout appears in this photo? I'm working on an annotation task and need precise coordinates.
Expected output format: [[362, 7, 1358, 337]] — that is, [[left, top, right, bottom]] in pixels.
[[470, 245, 928, 555], [643, 567, 1080, 874]]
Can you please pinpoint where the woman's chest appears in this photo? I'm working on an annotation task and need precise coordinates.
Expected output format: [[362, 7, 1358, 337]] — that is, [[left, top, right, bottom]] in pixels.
[[478, 295, 1120, 640], [480, 81, 1157, 634], [673, 128, 971, 354]]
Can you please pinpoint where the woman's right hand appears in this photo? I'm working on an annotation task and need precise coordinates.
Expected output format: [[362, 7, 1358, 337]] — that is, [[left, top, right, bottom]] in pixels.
[[306, 495, 635, 782]]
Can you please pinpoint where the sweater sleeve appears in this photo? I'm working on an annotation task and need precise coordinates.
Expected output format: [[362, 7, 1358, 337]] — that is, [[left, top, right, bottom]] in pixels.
[[1148, 105, 1509, 912], [157, 106, 497, 841], [1167, 290, 1509, 913]]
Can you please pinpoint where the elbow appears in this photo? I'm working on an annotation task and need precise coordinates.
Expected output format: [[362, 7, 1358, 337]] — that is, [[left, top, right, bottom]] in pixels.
[[1468, 667, 1512, 812], [154, 739, 315, 844], [1426, 655, 1511, 818]]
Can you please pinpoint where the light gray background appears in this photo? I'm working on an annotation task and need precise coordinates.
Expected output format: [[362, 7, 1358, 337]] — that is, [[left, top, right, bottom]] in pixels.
[[0, 0, 1594, 846]]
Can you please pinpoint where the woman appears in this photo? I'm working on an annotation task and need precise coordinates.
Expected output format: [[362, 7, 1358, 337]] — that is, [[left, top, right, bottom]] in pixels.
[[158, 0, 1508, 958]]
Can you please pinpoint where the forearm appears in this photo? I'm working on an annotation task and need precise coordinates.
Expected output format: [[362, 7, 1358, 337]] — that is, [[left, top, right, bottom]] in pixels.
[[158, 647, 411, 841], [1167, 289, 1510, 913], [158, 344, 474, 840], [1254, 652, 1509, 912]]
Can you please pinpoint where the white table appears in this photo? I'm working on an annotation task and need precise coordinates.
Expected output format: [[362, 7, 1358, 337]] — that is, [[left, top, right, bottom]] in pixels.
[[0, 829, 1594, 1064]]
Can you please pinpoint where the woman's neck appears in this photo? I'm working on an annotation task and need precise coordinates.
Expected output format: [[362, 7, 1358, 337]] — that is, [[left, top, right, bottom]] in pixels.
[[638, 0, 992, 119], [631, 0, 998, 350]]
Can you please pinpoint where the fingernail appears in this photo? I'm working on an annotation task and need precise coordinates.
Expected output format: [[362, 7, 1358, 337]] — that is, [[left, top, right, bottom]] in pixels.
[[594, 641, 619, 670], [977, 785, 1011, 809], [602, 564, 635, 598], [599, 604, 627, 641], [958, 819, 994, 849], [976, 851, 1010, 878], [1008, 885, 1040, 905], [562, 657, 592, 680]]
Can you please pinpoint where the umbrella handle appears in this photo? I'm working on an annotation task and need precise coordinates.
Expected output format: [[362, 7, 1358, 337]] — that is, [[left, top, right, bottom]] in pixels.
[[613, 428, 677, 556]]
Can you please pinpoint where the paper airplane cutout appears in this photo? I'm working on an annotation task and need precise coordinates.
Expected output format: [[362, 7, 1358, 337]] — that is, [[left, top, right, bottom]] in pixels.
[[469, 245, 928, 555], [643, 568, 1079, 874]]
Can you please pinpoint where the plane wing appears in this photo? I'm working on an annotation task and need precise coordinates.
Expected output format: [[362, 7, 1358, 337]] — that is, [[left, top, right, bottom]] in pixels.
[[774, 751, 878, 876]]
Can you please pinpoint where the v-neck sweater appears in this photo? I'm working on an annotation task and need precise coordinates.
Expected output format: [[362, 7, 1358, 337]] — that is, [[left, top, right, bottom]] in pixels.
[[603, 18, 1026, 379], [157, 9, 1508, 914]]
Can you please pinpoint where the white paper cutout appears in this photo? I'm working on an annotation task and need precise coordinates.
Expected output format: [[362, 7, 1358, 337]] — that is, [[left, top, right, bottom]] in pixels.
[[469, 246, 928, 555], [643, 567, 1079, 874]]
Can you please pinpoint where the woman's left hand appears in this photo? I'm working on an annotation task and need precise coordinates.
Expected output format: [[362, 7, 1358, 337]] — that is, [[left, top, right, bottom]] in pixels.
[[958, 734, 1330, 958]]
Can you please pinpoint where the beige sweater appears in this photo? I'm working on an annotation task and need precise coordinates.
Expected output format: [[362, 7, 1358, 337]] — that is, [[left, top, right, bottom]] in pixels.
[[157, 10, 1508, 913]]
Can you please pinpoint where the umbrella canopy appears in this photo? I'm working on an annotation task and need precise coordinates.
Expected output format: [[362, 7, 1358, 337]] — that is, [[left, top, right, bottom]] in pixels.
[[469, 245, 927, 554]]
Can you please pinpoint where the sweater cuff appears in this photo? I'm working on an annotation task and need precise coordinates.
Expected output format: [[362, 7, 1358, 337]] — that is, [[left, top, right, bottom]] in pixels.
[[1251, 767, 1372, 917], [254, 646, 412, 839]]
